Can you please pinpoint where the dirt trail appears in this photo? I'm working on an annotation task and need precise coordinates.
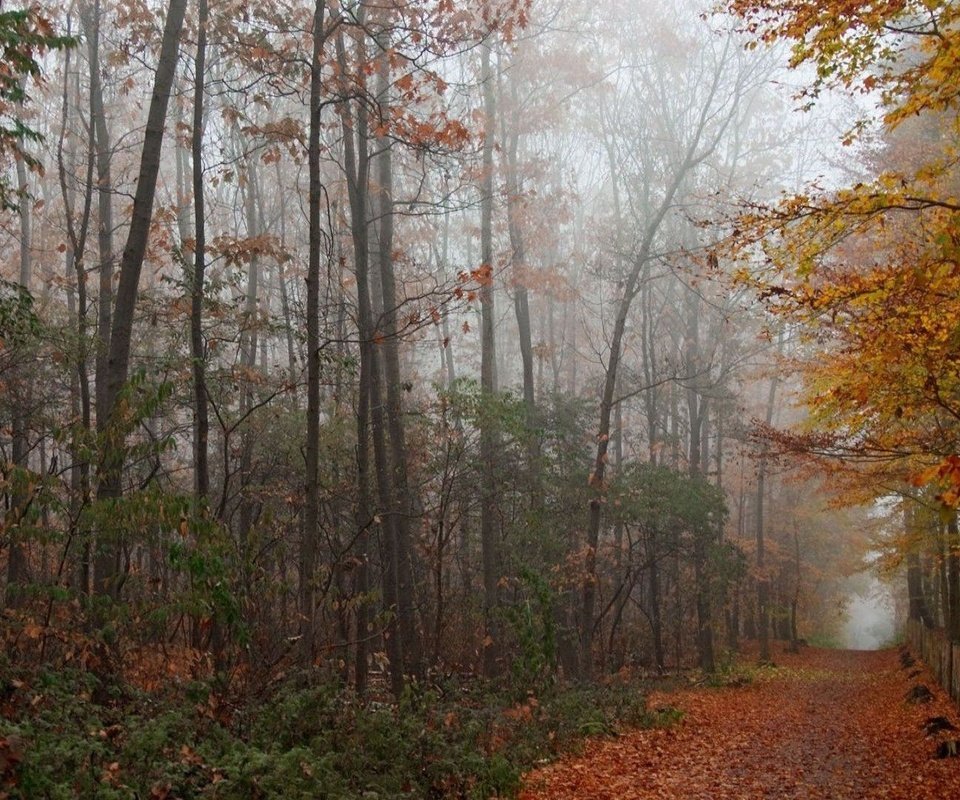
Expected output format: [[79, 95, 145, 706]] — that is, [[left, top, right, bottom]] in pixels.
[[520, 647, 960, 799]]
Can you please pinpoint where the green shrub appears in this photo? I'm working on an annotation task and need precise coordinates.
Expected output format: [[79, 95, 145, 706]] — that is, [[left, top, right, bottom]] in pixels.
[[0, 660, 672, 799]]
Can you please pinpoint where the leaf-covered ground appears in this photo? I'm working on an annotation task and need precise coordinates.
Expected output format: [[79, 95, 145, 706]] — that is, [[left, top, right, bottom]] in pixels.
[[520, 647, 960, 799]]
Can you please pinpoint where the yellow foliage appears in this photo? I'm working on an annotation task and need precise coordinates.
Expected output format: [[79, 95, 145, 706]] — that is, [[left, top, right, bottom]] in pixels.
[[729, 0, 960, 508]]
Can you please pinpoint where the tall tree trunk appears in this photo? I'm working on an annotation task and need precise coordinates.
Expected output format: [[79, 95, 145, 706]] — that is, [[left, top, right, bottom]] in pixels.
[[789, 528, 800, 651], [273, 168, 299, 387], [685, 287, 714, 672], [728, 586, 741, 651], [301, 0, 326, 665], [479, 38, 501, 678], [337, 29, 402, 698], [608, 375, 625, 668], [240, 152, 261, 375], [7, 153, 32, 606], [353, 344, 372, 695], [57, 36, 94, 596], [189, 0, 221, 662], [947, 512, 960, 642], [94, 0, 188, 600], [438, 213, 457, 389], [906, 503, 934, 627], [756, 459, 769, 662], [756, 370, 779, 663], [80, 0, 114, 446], [234, 144, 262, 544], [501, 71, 537, 468], [374, 34, 421, 677], [649, 536, 665, 673], [190, 0, 210, 501]]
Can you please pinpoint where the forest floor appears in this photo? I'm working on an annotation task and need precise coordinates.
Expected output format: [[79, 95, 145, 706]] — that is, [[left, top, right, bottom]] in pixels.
[[519, 646, 960, 799]]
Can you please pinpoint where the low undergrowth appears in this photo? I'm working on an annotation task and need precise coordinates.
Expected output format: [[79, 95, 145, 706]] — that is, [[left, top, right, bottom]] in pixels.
[[0, 660, 672, 799]]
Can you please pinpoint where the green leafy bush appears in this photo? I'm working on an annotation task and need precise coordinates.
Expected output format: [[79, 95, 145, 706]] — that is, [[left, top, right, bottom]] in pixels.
[[0, 661, 673, 799]]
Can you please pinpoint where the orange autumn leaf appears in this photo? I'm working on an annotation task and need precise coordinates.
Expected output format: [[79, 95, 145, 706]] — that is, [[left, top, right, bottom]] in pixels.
[[521, 647, 960, 800]]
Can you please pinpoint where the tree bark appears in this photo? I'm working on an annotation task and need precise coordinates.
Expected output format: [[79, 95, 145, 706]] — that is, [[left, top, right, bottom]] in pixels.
[[501, 71, 536, 438], [94, 0, 188, 599], [374, 32, 421, 677], [686, 287, 715, 672], [789, 528, 800, 651], [301, 0, 326, 665], [906, 508, 934, 628], [337, 28, 402, 698], [7, 150, 32, 605], [80, 0, 117, 619], [947, 512, 960, 642], [57, 35, 94, 596], [234, 140, 262, 543], [438, 213, 457, 389], [274, 161, 298, 387], [190, 0, 210, 500], [80, 0, 114, 443], [756, 370, 779, 663], [479, 38, 501, 678], [649, 535, 665, 673]]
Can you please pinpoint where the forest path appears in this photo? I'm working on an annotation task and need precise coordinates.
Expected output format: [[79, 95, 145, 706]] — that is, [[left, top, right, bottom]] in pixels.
[[519, 647, 960, 799]]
